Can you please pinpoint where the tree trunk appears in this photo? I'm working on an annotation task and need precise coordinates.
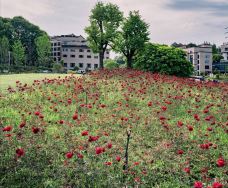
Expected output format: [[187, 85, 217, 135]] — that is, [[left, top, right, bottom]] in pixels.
[[127, 56, 132, 69], [99, 51, 104, 69]]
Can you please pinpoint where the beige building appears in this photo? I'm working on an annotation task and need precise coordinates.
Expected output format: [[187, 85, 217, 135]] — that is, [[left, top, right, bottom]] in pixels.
[[221, 42, 228, 61], [182, 44, 213, 74], [51, 34, 110, 70]]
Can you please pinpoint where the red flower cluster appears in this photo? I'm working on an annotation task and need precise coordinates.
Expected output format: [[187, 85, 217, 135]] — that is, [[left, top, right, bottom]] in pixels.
[[16, 148, 25, 157], [2, 126, 12, 132]]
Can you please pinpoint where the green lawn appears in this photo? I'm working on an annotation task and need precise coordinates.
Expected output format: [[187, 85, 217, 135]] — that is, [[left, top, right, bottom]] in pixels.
[[0, 73, 69, 93]]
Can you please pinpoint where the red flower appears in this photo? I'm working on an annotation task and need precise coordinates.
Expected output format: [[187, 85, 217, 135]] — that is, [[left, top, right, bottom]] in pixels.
[[159, 116, 166, 121], [161, 106, 167, 111], [3, 126, 12, 132], [134, 162, 140, 165], [184, 167, 190, 174], [148, 101, 152, 107], [177, 150, 184, 155], [107, 143, 112, 149], [19, 122, 26, 128], [194, 181, 203, 188], [116, 156, 121, 162], [16, 148, 25, 157], [88, 136, 99, 142], [32, 127, 40, 134], [100, 104, 106, 108], [65, 152, 73, 159], [95, 147, 104, 155], [81, 130, 89, 136], [34, 111, 40, 116], [212, 182, 223, 188], [59, 120, 64, 124], [188, 125, 194, 131], [177, 121, 183, 127], [216, 157, 225, 167], [72, 113, 78, 120], [105, 161, 112, 166], [77, 153, 83, 159]]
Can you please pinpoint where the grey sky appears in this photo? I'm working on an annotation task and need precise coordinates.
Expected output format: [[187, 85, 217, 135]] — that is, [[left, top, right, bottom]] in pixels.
[[1, 0, 228, 46]]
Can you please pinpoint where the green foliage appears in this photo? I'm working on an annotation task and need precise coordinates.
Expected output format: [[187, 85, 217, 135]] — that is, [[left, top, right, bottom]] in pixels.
[[134, 43, 194, 77], [104, 59, 119, 69], [52, 63, 64, 73], [114, 11, 149, 68], [0, 36, 9, 64], [12, 40, 25, 66], [0, 16, 46, 66], [85, 2, 123, 68], [72, 66, 79, 71], [35, 34, 51, 67], [213, 54, 224, 63]]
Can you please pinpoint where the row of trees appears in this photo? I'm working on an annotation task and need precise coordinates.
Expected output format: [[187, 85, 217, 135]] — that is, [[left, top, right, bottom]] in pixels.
[[0, 16, 51, 70], [85, 2, 149, 69], [85, 2, 193, 76]]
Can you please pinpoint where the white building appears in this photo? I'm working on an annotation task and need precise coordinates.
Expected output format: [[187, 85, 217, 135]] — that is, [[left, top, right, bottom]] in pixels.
[[50, 34, 110, 70], [221, 42, 228, 61], [182, 44, 213, 74]]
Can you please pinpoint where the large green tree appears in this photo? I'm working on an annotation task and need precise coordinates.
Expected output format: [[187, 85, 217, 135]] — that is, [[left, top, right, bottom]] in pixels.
[[134, 43, 194, 77], [12, 40, 25, 66], [114, 11, 149, 68], [85, 2, 123, 69], [0, 36, 9, 64], [35, 34, 51, 67]]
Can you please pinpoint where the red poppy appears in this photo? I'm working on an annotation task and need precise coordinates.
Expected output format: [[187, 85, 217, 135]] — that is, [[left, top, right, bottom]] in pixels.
[[32, 127, 40, 134], [194, 181, 203, 188], [212, 182, 223, 188], [95, 147, 104, 155], [88, 136, 99, 142], [34, 111, 40, 116], [65, 152, 73, 159], [161, 106, 167, 111], [188, 125, 194, 131], [16, 148, 25, 157], [105, 161, 112, 166], [217, 157, 225, 167], [177, 150, 184, 155], [19, 122, 26, 128], [59, 120, 64, 124], [3, 126, 12, 132], [72, 113, 78, 120], [148, 101, 152, 107], [107, 143, 112, 149], [77, 153, 83, 159], [184, 167, 190, 174], [116, 156, 121, 162], [81, 130, 89, 136]]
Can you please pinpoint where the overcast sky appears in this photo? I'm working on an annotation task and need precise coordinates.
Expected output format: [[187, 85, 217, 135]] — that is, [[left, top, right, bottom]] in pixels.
[[1, 0, 228, 46]]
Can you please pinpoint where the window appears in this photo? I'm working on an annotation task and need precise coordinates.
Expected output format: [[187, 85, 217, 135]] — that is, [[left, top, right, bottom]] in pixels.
[[79, 49, 84, 52], [197, 54, 200, 59], [54, 52, 56, 56], [106, 57, 109, 59], [64, 63, 67, 67], [197, 60, 200, 64], [71, 49, 75, 52], [87, 63, 91, 68], [106, 51, 109, 54], [79, 63, 83, 68], [58, 57, 61, 61], [71, 55, 75, 58], [94, 64, 98, 69], [63, 54, 67, 57], [57, 47, 61, 51], [205, 65, 210, 69], [54, 48, 57, 51], [205, 55, 210, 58], [54, 43, 57, 46], [197, 66, 199, 70], [87, 55, 91, 58], [205, 60, 209, 64], [70, 63, 75, 68], [54, 57, 56, 61], [79, 55, 84, 58], [87, 49, 91, 52], [225, 48, 228, 51], [94, 56, 98, 59], [57, 52, 61, 56]]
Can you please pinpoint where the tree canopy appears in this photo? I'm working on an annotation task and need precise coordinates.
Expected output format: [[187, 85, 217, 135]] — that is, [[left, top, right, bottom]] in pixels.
[[85, 2, 123, 68]]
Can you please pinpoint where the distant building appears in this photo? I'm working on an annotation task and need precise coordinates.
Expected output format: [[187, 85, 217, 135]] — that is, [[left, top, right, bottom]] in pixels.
[[50, 34, 110, 70], [181, 43, 213, 75], [221, 42, 228, 61]]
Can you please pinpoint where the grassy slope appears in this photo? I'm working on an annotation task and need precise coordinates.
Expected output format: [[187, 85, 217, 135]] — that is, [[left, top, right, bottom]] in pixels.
[[0, 74, 69, 93]]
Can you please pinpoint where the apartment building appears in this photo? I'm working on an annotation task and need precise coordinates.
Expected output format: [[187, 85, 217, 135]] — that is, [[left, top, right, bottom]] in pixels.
[[181, 44, 213, 74], [50, 34, 110, 70], [221, 42, 228, 61]]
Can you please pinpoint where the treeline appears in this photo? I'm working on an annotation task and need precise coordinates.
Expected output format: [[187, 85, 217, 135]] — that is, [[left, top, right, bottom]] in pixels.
[[85, 2, 194, 77], [0, 16, 52, 72]]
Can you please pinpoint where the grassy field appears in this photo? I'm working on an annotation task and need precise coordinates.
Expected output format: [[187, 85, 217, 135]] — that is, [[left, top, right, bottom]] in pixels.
[[0, 69, 227, 187], [0, 73, 68, 93]]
